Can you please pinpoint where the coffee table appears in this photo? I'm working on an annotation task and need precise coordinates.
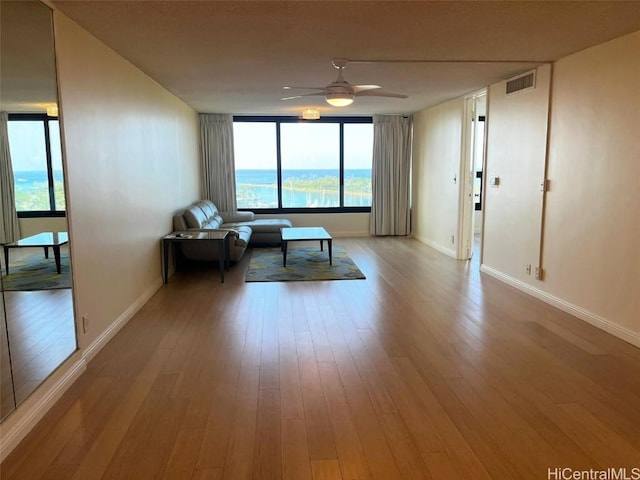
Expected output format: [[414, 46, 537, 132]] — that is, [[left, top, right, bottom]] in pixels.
[[162, 230, 230, 283], [3, 231, 69, 275], [280, 227, 332, 267]]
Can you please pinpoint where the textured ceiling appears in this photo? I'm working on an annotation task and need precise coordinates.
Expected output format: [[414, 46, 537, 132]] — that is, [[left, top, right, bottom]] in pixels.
[[14, 1, 640, 116]]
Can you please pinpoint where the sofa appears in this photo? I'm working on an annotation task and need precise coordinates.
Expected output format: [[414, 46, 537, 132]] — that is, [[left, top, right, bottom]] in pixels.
[[172, 200, 292, 262]]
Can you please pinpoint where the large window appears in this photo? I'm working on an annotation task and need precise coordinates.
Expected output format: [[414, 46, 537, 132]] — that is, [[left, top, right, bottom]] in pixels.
[[233, 117, 372, 212], [234, 122, 278, 208], [7, 114, 65, 216], [344, 123, 374, 207]]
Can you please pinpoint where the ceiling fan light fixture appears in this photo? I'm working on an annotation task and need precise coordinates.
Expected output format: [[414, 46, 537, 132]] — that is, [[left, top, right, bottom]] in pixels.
[[325, 93, 354, 107], [302, 108, 320, 120]]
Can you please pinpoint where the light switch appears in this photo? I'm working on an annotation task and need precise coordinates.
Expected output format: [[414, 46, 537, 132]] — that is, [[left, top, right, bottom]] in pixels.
[[489, 176, 500, 187]]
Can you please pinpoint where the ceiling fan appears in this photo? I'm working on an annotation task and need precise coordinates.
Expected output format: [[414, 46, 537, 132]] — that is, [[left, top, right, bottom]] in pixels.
[[281, 58, 408, 107]]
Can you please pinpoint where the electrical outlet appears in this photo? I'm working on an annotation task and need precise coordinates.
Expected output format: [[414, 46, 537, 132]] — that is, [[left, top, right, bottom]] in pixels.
[[535, 267, 544, 280], [82, 314, 89, 334], [525, 264, 532, 275]]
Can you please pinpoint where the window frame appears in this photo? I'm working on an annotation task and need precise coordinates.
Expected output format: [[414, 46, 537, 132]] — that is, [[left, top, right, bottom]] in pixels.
[[233, 116, 372, 214], [8, 113, 66, 218]]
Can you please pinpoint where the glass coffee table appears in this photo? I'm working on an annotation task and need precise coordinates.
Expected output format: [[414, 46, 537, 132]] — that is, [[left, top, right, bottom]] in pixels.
[[280, 227, 332, 267], [3, 232, 69, 275]]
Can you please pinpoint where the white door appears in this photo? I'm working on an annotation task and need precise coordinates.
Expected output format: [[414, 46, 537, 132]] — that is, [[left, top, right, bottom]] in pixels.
[[459, 91, 486, 260]]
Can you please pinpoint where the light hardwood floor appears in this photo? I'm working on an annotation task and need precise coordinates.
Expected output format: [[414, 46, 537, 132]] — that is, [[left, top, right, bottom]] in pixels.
[[1, 246, 77, 419], [2, 237, 639, 479], [4, 289, 77, 407]]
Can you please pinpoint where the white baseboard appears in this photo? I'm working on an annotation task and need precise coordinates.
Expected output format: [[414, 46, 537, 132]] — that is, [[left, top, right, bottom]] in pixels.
[[417, 236, 457, 259], [332, 230, 370, 238], [82, 278, 162, 363], [0, 355, 86, 462], [480, 265, 640, 348], [0, 277, 163, 462]]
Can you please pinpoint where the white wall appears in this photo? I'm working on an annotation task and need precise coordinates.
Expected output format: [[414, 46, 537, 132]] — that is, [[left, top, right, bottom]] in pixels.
[[256, 212, 369, 237], [0, 11, 201, 457], [541, 31, 640, 341], [411, 33, 639, 346], [480, 35, 639, 346], [412, 97, 464, 257], [482, 65, 551, 283], [54, 12, 200, 351]]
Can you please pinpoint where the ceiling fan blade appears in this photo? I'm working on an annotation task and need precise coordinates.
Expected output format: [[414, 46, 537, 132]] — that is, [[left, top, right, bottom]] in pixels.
[[281, 92, 326, 101], [356, 90, 408, 99], [352, 85, 381, 93], [283, 86, 326, 91]]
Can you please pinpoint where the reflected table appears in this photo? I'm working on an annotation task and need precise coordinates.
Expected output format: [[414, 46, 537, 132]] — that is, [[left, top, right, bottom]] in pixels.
[[3, 231, 69, 275]]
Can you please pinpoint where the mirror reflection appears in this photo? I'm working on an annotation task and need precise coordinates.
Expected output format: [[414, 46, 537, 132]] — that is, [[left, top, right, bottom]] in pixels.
[[0, 0, 77, 421], [1, 282, 15, 419]]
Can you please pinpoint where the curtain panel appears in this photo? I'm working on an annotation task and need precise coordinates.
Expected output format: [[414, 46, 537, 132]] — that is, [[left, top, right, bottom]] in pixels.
[[0, 112, 20, 244], [369, 114, 412, 236], [199, 113, 237, 211]]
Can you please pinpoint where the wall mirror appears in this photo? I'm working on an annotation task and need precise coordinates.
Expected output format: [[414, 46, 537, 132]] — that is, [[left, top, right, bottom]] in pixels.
[[1, 0, 78, 421]]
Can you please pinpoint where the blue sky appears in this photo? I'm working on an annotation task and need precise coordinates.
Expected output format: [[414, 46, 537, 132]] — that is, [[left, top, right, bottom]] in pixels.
[[8, 120, 62, 171], [234, 122, 373, 170]]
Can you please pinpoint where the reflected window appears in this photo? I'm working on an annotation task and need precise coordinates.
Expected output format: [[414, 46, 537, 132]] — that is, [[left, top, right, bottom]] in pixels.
[[7, 113, 65, 216]]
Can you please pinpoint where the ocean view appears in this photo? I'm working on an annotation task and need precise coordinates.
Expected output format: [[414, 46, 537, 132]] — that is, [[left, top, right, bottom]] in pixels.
[[13, 170, 65, 211], [13, 169, 371, 210], [236, 169, 372, 208]]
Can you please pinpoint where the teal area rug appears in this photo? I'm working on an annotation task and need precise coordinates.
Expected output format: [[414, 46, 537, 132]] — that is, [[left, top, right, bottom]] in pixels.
[[1, 252, 71, 291], [246, 246, 366, 282]]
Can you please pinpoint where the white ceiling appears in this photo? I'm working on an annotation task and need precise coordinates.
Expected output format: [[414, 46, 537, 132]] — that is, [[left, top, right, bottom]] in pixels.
[[0, 1, 58, 113], [20, 1, 640, 116]]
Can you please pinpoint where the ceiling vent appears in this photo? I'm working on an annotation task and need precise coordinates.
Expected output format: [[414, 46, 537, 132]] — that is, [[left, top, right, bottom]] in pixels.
[[506, 70, 536, 95]]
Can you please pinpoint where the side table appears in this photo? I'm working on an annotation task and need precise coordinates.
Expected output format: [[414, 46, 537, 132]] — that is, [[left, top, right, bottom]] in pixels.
[[162, 230, 229, 284]]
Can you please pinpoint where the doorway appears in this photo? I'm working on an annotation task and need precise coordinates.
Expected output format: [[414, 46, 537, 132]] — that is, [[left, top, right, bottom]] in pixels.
[[459, 91, 487, 262]]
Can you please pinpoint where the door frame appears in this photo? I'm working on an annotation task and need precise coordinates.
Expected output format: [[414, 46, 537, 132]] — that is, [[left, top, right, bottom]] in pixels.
[[458, 89, 487, 260]]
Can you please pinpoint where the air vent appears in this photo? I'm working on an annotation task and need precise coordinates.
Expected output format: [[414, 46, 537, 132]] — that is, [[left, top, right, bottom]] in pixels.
[[506, 71, 535, 95]]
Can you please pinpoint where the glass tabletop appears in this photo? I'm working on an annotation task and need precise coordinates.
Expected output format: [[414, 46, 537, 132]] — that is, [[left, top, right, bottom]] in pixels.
[[7, 231, 68, 247], [164, 231, 229, 240], [281, 227, 331, 241]]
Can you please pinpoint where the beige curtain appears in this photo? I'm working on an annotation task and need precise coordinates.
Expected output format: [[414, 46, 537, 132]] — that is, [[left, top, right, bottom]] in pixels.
[[0, 112, 20, 244], [369, 114, 412, 236], [200, 113, 237, 211]]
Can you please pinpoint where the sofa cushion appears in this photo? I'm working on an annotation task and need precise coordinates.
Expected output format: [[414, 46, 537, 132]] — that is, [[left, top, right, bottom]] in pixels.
[[238, 218, 292, 233], [221, 211, 255, 223], [201, 199, 218, 214], [183, 205, 208, 228], [202, 215, 223, 229], [196, 201, 217, 221], [220, 224, 252, 248]]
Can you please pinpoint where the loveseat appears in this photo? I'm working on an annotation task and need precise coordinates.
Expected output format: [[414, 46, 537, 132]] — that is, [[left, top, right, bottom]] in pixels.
[[173, 200, 292, 262]]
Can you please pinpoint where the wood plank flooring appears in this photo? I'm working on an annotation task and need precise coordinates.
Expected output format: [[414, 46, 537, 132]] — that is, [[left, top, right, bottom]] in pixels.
[[1, 244, 77, 419], [3, 289, 77, 407], [2, 237, 639, 479]]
